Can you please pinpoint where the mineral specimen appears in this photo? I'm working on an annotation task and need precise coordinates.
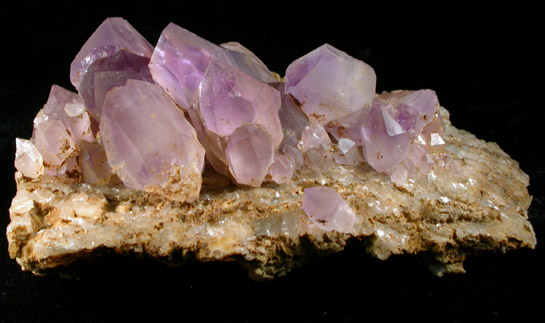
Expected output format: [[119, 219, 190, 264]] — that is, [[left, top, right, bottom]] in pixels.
[[8, 17, 536, 280]]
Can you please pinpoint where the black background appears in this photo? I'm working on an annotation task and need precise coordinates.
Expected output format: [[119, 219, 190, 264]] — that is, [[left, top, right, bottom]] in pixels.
[[1, 1, 544, 322]]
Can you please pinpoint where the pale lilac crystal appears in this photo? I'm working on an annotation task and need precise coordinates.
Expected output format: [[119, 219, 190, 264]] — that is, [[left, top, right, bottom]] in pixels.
[[39, 85, 93, 144], [298, 124, 331, 152], [361, 90, 444, 175], [70, 17, 154, 88], [221, 41, 278, 83], [79, 141, 113, 186], [269, 153, 295, 184], [333, 138, 363, 166], [14, 138, 44, 178], [282, 145, 304, 170], [149, 23, 228, 109], [302, 186, 356, 233], [396, 89, 439, 122], [100, 79, 205, 202], [225, 124, 274, 187], [56, 156, 82, 184], [361, 99, 411, 173], [273, 82, 309, 149], [325, 107, 370, 145], [78, 49, 154, 120], [32, 119, 76, 167], [200, 63, 282, 145], [285, 44, 376, 125]]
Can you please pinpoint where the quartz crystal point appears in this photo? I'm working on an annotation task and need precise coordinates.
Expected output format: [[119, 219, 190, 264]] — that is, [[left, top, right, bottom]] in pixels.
[[285, 44, 376, 125], [195, 62, 282, 183], [225, 124, 274, 187], [199, 63, 282, 146], [78, 49, 154, 120], [78, 141, 113, 186], [100, 79, 205, 202], [273, 82, 310, 149], [32, 119, 76, 167], [14, 138, 44, 178], [70, 17, 154, 88], [302, 186, 356, 233], [38, 85, 93, 144], [149, 23, 228, 109], [150, 23, 279, 111], [221, 41, 278, 83], [361, 90, 443, 175]]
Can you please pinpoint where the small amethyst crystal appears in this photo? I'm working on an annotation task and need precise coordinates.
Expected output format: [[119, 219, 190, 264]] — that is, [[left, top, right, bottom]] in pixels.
[[302, 186, 356, 233]]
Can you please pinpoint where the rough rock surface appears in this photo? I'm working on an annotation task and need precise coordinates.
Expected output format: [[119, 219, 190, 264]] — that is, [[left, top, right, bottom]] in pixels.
[[7, 107, 535, 280]]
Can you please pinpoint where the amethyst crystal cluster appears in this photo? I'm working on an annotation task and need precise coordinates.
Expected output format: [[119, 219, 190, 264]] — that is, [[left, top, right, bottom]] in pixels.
[[15, 18, 446, 230]]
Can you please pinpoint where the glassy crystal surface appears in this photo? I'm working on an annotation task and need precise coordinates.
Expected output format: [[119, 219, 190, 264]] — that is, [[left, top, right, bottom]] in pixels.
[[79, 141, 113, 186], [302, 186, 356, 232], [14, 138, 44, 178], [149, 23, 227, 110], [225, 124, 274, 187], [285, 44, 376, 125], [361, 90, 444, 175], [100, 79, 205, 202], [70, 17, 154, 88], [78, 49, 154, 120], [32, 119, 76, 167], [39, 85, 93, 144], [221, 41, 278, 83], [199, 63, 282, 146]]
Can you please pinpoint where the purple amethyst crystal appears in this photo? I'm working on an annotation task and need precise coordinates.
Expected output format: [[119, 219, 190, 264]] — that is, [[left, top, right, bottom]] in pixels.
[[100, 79, 205, 202], [78, 49, 154, 120], [70, 17, 154, 88], [302, 186, 356, 233], [361, 90, 444, 176], [148, 23, 227, 110], [285, 44, 376, 125], [225, 124, 274, 187], [16, 17, 449, 201], [14, 138, 43, 178]]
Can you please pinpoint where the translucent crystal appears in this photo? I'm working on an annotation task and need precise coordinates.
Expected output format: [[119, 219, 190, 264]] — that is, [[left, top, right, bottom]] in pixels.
[[32, 119, 76, 167], [100, 79, 205, 202], [269, 153, 295, 184], [148, 23, 228, 110], [225, 124, 274, 187], [285, 44, 376, 125], [78, 49, 154, 120], [70, 17, 154, 88], [361, 99, 411, 173], [221, 41, 278, 83], [39, 85, 93, 144], [302, 186, 356, 233], [79, 141, 113, 186], [298, 124, 331, 152], [15, 138, 44, 178]]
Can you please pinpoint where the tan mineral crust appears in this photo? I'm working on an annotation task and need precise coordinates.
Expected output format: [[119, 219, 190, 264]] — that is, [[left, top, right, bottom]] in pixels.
[[7, 107, 535, 280]]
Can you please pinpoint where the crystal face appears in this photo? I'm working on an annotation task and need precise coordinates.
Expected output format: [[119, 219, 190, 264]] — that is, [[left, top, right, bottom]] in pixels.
[[285, 44, 376, 125], [78, 49, 154, 121], [302, 186, 356, 233], [16, 17, 445, 219], [100, 79, 205, 202], [70, 17, 154, 88]]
